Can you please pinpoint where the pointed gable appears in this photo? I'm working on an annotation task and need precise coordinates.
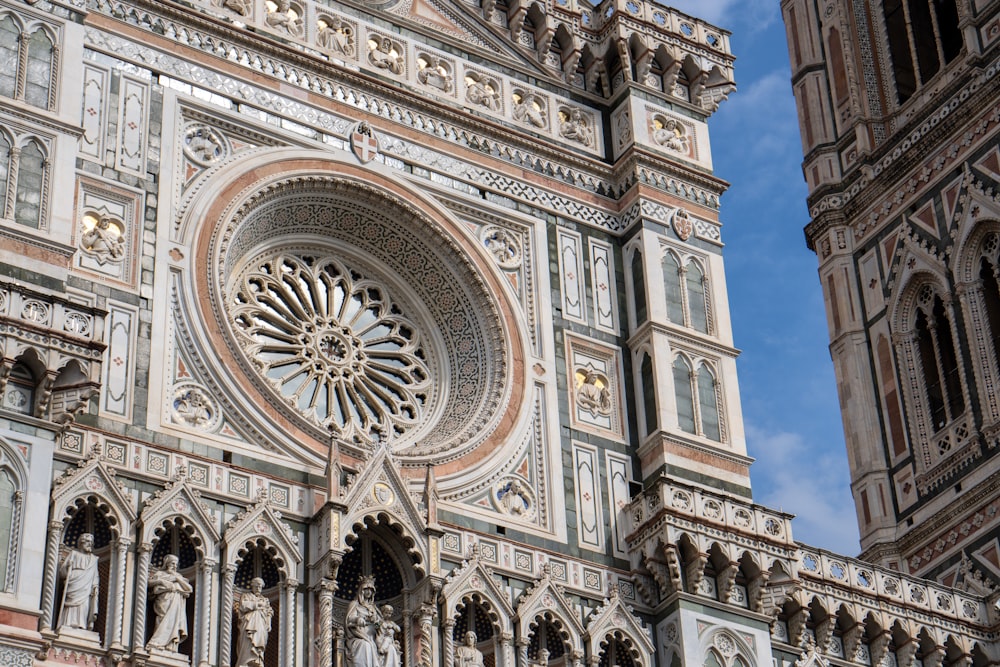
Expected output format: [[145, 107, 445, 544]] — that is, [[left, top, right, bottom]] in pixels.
[[139, 467, 221, 553], [442, 549, 515, 634], [514, 565, 585, 644], [51, 447, 137, 538], [338, 446, 429, 574], [223, 491, 302, 580], [584, 590, 655, 667]]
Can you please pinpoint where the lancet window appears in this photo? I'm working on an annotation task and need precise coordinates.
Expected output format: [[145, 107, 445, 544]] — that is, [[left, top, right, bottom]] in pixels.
[[662, 249, 713, 335], [882, 0, 961, 104], [0, 129, 50, 229], [0, 13, 56, 110], [630, 249, 647, 326], [913, 287, 964, 430], [672, 354, 724, 442]]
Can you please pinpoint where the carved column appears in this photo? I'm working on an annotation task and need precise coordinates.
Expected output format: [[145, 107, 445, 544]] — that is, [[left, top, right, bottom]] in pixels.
[[284, 579, 298, 667], [443, 619, 455, 667], [108, 538, 130, 649], [5, 146, 20, 219], [132, 543, 153, 651], [402, 609, 413, 667], [499, 632, 513, 667], [5, 490, 22, 593], [219, 564, 237, 667], [570, 649, 584, 667], [39, 519, 64, 632], [198, 559, 215, 667], [418, 604, 435, 667], [318, 579, 336, 667], [516, 637, 529, 667]]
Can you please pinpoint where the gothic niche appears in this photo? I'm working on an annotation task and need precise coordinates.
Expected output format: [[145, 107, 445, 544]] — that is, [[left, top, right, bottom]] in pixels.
[[232, 540, 283, 667], [526, 613, 570, 667], [453, 598, 499, 667], [56, 500, 114, 644], [334, 527, 415, 667], [317, 15, 355, 57], [146, 519, 201, 657], [80, 210, 126, 264], [417, 54, 454, 93], [368, 37, 404, 75], [464, 72, 501, 112]]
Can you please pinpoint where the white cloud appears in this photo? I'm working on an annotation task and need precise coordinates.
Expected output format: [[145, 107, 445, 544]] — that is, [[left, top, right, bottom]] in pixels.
[[746, 424, 861, 555]]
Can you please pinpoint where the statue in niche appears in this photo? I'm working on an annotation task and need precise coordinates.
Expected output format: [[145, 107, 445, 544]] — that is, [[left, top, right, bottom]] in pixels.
[[466, 77, 501, 111], [221, 0, 252, 16], [369, 38, 404, 75], [265, 0, 302, 35], [512, 93, 547, 128], [652, 117, 687, 153], [146, 554, 193, 652], [318, 16, 355, 57], [497, 479, 530, 515], [418, 57, 453, 92], [377, 605, 401, 667], [456, 632, 485, 667], [235, 577, 273, 667], [346, 576, 401, 667], [57, 533, 100, 633], [576, 370, 612, 417], [559, 108, 594, 147], [81, 214, 126, 264]]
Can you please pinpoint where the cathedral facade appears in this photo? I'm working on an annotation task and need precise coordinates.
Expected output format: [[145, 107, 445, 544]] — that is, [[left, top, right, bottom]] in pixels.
[[0, 1, 994, 667]]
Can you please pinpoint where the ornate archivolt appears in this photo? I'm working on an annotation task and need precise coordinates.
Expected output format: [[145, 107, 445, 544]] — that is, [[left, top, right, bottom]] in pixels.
[[514, 568, 586, 653], [583, 590, 655, 667], [169, 148, 532, 486]]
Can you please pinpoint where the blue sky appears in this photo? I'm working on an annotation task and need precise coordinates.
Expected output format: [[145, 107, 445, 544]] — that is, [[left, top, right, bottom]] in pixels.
[[664, 1, 862, 555]]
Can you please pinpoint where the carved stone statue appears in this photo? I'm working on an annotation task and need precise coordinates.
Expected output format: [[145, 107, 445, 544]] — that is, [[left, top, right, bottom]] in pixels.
[[466, 77, 501, 111], [57, 533, 100, 633], [369, 38, 404, 75], [318, 16, 354, 56], [146, 554, 193, 652], [652, 118, 687, 153], [235, 577, 273, 667], [345, 576, 400, 667], [513, 93, 547, 128], [265, 0, 302, 35], [81, 215, 125, 264], [221, 0, 252, 16], [377, 604, 401, 667], [576, 370, 612, 416], [456, 631, 485, 667], [559, 108, 594, 147], [498, 479, 529, 515]]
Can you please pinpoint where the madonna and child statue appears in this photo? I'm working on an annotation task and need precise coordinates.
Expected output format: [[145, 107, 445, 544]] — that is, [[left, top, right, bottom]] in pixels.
[[346, 576, 402, 667]]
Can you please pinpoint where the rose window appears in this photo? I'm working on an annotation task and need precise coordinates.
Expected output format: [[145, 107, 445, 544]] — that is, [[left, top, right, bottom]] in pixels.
[[229, 252, 430, 440]]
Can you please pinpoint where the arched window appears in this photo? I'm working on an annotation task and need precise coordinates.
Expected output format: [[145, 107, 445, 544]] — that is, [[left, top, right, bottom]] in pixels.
[[697, 363, 721, 441], [3, 361, 36, 415], [640, 353, 656, 435], [0, 133, 10, 206], [663, 251, 684, 325], [631, 250, 647, 325], [882, 0, 962, 104], [673, 356, 695, 435], [0, 15, 57, 110], [0, 470, 15, 589], [686, 259, 709, 333], [25, 29, 54, 109], [15, 139, 45, 228], [913, 286, 964, 430], [0, 16, 18, 99]]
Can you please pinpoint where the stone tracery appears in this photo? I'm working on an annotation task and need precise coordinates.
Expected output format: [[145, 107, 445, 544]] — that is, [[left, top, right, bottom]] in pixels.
[[229, 252, 431, 441]]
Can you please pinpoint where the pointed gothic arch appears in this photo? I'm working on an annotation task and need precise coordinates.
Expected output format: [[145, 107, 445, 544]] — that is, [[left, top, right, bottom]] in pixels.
[[515, 572, 584, 663], [584, 593, 654, 667]]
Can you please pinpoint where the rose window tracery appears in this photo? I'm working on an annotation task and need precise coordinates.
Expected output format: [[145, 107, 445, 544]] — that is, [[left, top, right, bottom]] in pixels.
[[230, 252, 431, 440]]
